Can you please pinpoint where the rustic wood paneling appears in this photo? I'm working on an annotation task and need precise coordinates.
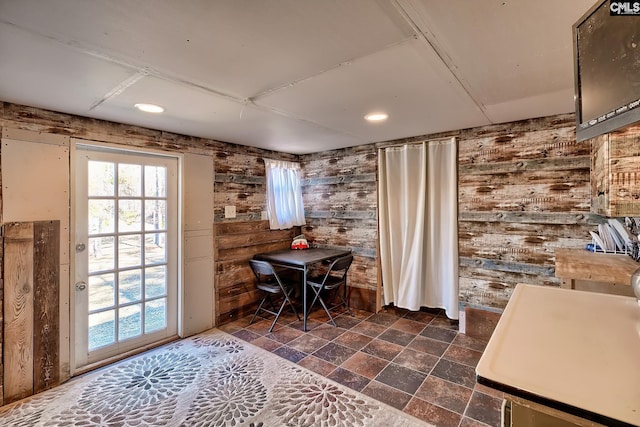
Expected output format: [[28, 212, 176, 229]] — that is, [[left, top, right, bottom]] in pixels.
[[212, 148, 301, 325], [455, 114, 597, 308], [33, 221, 60, 394], [348, 286, 377, 313], [300, 146, 378, 313], [2, 221, 60, 404], [214, 220, 298, 324], [3, 222, 34, 404]]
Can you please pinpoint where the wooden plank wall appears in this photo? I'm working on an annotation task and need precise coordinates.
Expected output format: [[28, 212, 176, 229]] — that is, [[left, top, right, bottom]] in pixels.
[[3, 222, 33, 403], [300, 146, 379, 311], [455, 115, 599, 307], [213, 149, 300, 324], [215, 221, 298, 324], [33, 221, 60, 393], [303, 114, 600, 311], [3, 221, 60, 404]]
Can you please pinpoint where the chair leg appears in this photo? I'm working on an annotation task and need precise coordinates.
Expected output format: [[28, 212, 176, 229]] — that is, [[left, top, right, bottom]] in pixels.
[[308, 288, 322, 315], [268, 298, 289, 333], [284, 288, 301, 321], [309, 287, 339, 327], [337, 291, 353, 316], [250, 293, 268, 325], [343, 283, 353, 316], [317, 294, 337, 327]]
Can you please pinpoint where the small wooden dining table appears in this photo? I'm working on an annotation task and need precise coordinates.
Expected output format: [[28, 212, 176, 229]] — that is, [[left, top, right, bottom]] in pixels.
[[254, 247, 352, 331]]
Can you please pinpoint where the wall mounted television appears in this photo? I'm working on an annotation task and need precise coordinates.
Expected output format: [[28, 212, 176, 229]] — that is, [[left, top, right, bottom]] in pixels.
[[573, 0, 640, 142]]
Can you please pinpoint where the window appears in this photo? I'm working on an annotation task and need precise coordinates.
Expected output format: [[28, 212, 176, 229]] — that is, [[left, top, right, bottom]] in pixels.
[[264, 159, 305, 230]]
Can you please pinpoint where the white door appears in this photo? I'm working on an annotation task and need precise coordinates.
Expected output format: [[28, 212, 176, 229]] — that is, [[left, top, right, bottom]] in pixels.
[[74, 146, 179, 369]]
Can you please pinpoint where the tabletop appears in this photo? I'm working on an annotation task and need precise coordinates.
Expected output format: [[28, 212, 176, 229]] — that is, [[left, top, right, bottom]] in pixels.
[[254, 247, 352, 267]]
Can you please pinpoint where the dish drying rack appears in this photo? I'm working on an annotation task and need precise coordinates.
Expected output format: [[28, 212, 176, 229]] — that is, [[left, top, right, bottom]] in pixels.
[[588, 217, 640, 262]]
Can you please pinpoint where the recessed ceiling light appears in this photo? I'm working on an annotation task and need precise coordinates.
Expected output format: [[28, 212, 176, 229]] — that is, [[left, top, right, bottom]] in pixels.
[[364, 112, 388, 122], [134, 103, 165, 113]]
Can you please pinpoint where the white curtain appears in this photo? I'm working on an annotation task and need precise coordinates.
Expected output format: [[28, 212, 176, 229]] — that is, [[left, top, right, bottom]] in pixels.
[[378, 138, 459, 319], [264, 158, 306, 230]]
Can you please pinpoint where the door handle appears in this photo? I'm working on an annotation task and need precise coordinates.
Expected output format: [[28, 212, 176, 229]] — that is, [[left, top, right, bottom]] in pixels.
[[75, 281, 87, 291]]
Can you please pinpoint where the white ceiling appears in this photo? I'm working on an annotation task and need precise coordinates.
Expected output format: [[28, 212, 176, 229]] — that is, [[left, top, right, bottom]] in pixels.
[[0, 0, 595, 154]]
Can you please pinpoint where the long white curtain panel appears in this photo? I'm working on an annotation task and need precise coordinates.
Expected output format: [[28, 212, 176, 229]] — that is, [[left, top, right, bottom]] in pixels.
[[378, 138, 459, 319]]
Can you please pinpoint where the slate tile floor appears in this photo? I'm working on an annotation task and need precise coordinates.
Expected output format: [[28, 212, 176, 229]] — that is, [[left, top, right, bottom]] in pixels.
[[220, 306, 503, 427]]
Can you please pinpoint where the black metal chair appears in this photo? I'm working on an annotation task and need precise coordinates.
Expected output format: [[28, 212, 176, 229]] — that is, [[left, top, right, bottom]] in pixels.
[[306, 254, 354, 326], [249, 259, 300, 332]]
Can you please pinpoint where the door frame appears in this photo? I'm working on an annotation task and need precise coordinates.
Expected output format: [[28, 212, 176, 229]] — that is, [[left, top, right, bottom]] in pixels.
[[69, 139, 184, 375]]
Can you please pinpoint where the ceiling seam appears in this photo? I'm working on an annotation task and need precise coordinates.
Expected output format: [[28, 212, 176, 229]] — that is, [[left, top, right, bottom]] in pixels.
[[390, 0, 494, 124], [89, 71, 148, 111]]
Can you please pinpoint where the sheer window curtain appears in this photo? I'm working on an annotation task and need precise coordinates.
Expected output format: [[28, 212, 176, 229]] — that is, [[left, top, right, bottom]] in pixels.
[[378, 138, 459, 319], [264, 158, 306, 230]]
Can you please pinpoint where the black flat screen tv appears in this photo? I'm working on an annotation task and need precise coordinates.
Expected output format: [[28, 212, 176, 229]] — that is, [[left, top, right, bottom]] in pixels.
[[573, 0, 640, 141]]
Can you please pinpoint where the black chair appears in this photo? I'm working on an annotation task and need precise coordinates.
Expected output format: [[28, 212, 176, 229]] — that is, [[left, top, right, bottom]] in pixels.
[[306, 254, 354, 326], [249, 259, 301, 332]]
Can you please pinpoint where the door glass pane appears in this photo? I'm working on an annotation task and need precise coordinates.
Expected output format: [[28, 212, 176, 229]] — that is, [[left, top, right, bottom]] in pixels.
[[145, 233, 166, 265], [89, 310, 115, 350], [88, 200, 115, 234], [145, 166, 166, 197], [118, 164, 142, 197], [119, 304, 142, 340], [89, 236, 114, 272], [119, 269, 142, 303], [119, 200, 142, 232], [145, 298, 166, 333], [145, 266, 166, 298], [89, 273, 115, 311], [119, 235, 142, 268], [145, 200, 166, 231], [88, 161, 115, 197]]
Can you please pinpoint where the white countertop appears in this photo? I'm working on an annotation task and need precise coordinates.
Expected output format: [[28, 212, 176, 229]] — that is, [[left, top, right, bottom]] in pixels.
[[476, 284, 640, 426]]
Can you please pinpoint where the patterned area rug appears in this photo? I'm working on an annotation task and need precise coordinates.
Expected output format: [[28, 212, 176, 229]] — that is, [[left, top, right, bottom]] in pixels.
[[0, 329, 432, 426]]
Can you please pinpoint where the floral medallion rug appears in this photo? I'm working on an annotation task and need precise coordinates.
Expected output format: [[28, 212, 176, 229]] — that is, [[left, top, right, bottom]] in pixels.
[[0, 329, 432, 426]]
